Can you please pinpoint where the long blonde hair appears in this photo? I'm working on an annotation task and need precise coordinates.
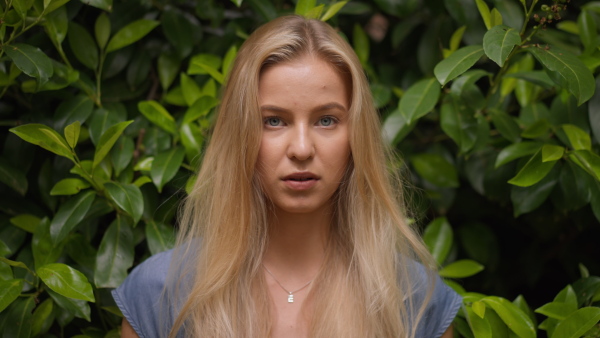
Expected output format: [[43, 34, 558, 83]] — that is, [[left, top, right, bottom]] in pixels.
[[166, 15, 436, 337]]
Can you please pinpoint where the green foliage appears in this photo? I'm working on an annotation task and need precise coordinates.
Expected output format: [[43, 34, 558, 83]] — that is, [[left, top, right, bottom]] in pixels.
[[0, 0, 599, 337]]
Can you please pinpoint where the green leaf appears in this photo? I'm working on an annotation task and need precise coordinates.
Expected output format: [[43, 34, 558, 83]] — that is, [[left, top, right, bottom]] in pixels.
[[67, 22, 99, 70], [440, 94, 478, 153], [10, 214, 40, 233], [64, 121, 81, 149], [304, 4, 324, 19], [151, 147, 185, 193], [88, 105, 127, 145], [578, 9, 598, 54], [3, 297, 35, 338], [439, 259, 484, 278], [183, 96, 220, 124], [158, 52, 180, 90], [47, 288, 91, 321], [423, 217, 453, 265], [491, 109, 521, 143], [542, 144, 564, 162], [400, 78, 441, 125], [527, 46, 595, 106], [562, 124, 591, 150], [93, 120, 133, 169], [482, 296, 536, 338], [508, 149, 557, 187], [521, 119, 551, 139], [106, 19, 160, 53], [551, 307, 600, 338], [188, 54, 222, 76], [50, 178, 90, 196], [31, 298, 54, 336], [434, 45, 484, 86], [32, 218, 66, 269], [10, 123, 74, 161], [44, 6, 68, 45], [94, 217, 134, 288], [13, 0, 35, 17], [321, 1, 347, 21], [180, 122, 204, 163], [0, 157, 28, 196], [511, 164, 559, 217], [535, 301, 577, 320], [162, 8, 194, 58], [50, 190, 96, 244], [467, 306, 492, 338], [37, 263, 94, 302], [449, 26, 467, 52], [189, 61, 224, 84], [475, 0, 492, 29], [382, 106, 416, 146], [138, 101, 177, 135], [410, 153, 459, 188], [0, 258, 32, 272], [181, 73, 203, 106], [295, 0, 316, 16], [490, 8, 503, 27], [0, 279, 24, 312], [483, 25, 521, 67], [506, 71, 555, 89], [4, 43, 53, 87], [145, 221, 175, 255], [353, 24, 369, 65], [95, 13, 111, 50], [104, 182, 144, 224], [569, 150, 600, 181], [111, 136, 134, 177]]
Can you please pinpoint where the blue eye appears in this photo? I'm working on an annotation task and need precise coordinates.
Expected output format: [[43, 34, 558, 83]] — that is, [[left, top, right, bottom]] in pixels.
[[265, 117, 281, 126], [320, 117, 334, 126]]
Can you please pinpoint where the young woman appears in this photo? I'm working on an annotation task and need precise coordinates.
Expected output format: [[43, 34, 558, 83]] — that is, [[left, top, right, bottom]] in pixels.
[[113, 15, 461, 338]]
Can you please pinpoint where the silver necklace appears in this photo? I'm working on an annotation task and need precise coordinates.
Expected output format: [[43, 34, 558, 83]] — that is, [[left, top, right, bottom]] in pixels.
[[262, 264, 315, 303]]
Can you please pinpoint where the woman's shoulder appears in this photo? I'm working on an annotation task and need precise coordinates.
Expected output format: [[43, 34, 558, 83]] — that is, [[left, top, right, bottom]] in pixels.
[[111, 249, 174, 338]]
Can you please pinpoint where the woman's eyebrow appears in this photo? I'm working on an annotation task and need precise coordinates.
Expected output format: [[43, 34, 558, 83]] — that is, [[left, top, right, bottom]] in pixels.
[[260, 103, 347, 113]]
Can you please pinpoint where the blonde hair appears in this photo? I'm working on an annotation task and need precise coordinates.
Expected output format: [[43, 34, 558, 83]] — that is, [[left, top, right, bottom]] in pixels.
[[166, 15, 436, 338]]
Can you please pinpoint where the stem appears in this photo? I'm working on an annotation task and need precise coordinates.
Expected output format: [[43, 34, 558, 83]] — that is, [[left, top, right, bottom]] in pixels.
[[95, 51, 107, 107], [521, 0, 540, 36]]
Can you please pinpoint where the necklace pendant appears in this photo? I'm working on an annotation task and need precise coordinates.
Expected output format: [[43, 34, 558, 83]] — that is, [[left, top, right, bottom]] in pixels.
[[288, 294, 294, 303]]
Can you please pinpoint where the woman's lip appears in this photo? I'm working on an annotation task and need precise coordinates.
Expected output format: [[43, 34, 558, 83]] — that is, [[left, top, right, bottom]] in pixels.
[[283, 178, 318, 190]]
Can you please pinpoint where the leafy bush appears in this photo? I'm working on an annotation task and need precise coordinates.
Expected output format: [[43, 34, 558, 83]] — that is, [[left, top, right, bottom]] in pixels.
[[0, 0, 599, 337]]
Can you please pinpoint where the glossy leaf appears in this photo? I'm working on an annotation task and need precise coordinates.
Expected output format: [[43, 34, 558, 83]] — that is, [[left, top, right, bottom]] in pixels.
[[64, 121, 81, 149], [151, 147, 186, 192], [189, 60, 224, 84], [93, 120, 133, 169], [450, 69, 490, 95], [0, 279, 24, 312], [511, 164, 559, 217], [104, 182, 144, 224], [491, 109, 521, 143], [508, 149, 557, 187], [467, 306, 492, 338], [439, 259, 484, 278], [434, 45, 484, 86], [106, 19, 160, 53], [180, 122, 204, 163], [563, 124, 591, 150], [37, 263, 94, 302], [475, 0, 491, 29], [382, 106, 416, 146], [138, 101, 177, 135], [521, 119, 551, 139], [145, 221, 175, 255], [353, 24, 369, 65], [47, 288, 91, 321], [95, 13, 111, 49], [3, 297, 35, 338], [162, 8, 194, 58], [94, 217, 134, 288], [541, 144, 564, 162], [578, 9, 598, 54], [400, 78, 440, 125], [569, 150, 600, 181], [183, 96, 220, 124], [33, 218, 65, 269], [181, 73, 203, 106], [9, 214, 40, 233], [0, 157, 28, 196], [551, 307, 600, 338], [411, 153, 459, 188], [528, 46, 595, 106], [482, 296, 536, 338], [483, 25, 521, 67], [188, 54, 222, 76], [111, 136, 134, 176], [10, 123, 74, 161], [44, 6, 68, 45], [68, 23, 99, 70], [423, 217, 453, 265], [4, 43, 53, 87], [295, 0, 316, 16], [89, 105, 126, 145], [31, 298, 54, 336], [321, 1, 347, 21], [441, 94, 478, 153], [158, 52, 180, 90], [535, 301, 577, 320], [50, 190, 96, 245]]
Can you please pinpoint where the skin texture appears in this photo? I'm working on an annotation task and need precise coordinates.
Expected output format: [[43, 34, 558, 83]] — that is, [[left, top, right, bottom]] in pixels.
[[258, 55, 351, 338]]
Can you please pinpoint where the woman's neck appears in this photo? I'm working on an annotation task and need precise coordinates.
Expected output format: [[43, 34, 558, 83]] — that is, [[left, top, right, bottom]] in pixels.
[[262, 207, 331, 282]]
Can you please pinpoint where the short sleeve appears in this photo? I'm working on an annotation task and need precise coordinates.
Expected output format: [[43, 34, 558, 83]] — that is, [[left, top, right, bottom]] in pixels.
[[111, 250, 173, 338], [410, 264, 463, 338]]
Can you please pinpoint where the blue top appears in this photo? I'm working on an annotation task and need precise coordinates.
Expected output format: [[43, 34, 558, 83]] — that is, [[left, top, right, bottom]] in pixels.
[[112, 249, 462, 338]]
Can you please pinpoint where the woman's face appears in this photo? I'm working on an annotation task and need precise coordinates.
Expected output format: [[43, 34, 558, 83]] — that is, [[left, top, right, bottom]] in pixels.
[[256, 56, 351, 216]]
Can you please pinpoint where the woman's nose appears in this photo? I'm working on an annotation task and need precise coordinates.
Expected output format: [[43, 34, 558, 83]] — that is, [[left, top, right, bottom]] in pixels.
[[287, 124, 315, 160]]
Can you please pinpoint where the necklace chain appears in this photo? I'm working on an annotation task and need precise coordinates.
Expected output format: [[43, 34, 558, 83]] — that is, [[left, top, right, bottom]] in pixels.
[[262, 264, 315, 303]]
